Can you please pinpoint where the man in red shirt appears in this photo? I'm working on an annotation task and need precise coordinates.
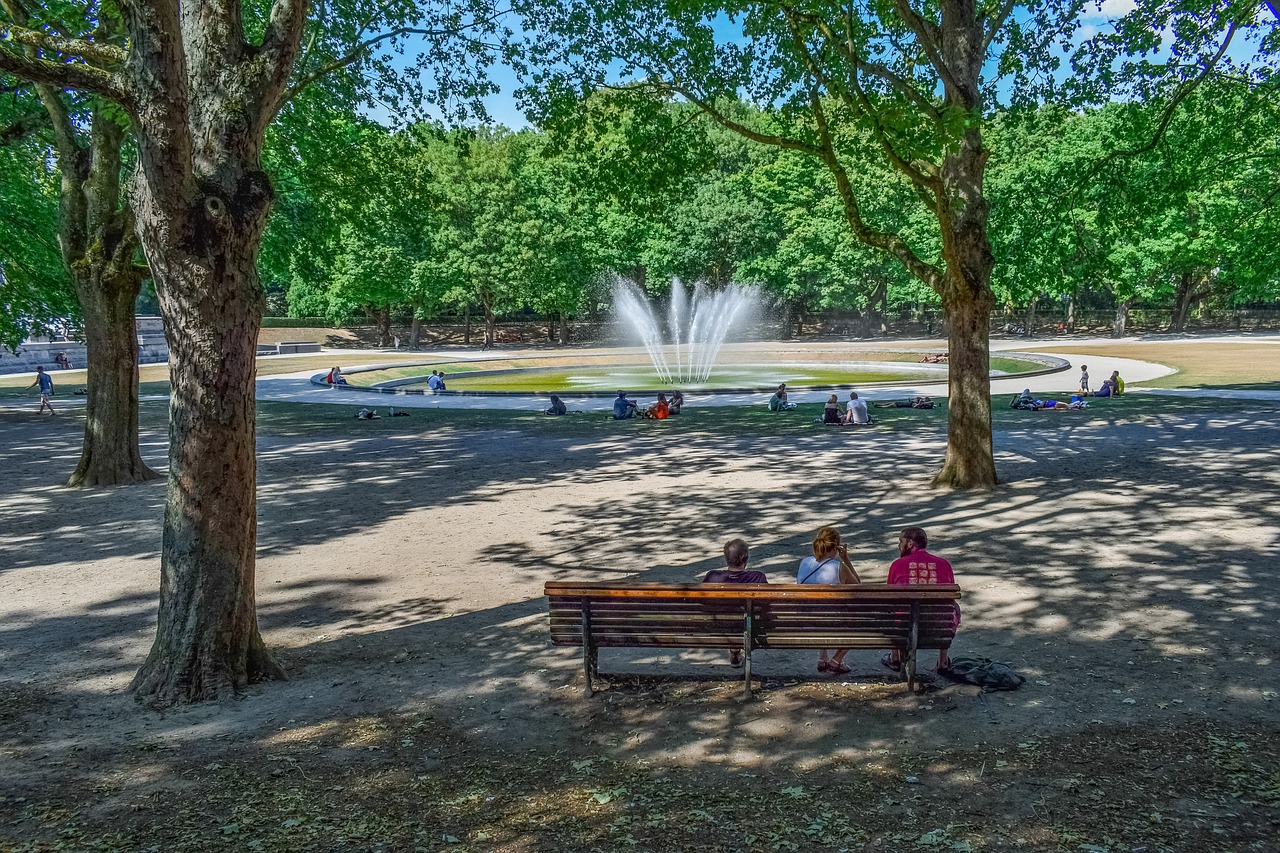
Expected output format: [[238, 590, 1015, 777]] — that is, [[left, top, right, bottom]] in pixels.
[[885, 526, 959, 672]]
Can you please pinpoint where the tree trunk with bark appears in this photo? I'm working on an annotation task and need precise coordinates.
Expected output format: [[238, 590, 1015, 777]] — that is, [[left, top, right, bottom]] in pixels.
[[1113, 298, 1130, 338], [377, 306, 392, 347], [409, 315, 422, 349], [64, 106, 158, 487], [1171, 271, 1207, 333], [119, 0, 304, 704], [128, 161, 285, 704], [12, 42, 158, 488], [69, 266, 158, 486], [1065, 293, 1075, 332], [927, 4, 999, 488], [559, 313, 570, 345]]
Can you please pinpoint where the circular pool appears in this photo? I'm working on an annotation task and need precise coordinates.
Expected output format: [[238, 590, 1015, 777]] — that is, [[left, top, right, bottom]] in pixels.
[[315, 345, 1068, 397]]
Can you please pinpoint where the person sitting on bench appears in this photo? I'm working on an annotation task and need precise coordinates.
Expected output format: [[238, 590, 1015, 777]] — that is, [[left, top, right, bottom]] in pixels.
[[797, 527, 861, 675], [884, 526, 958, 673], [702, 538, 768, 668]]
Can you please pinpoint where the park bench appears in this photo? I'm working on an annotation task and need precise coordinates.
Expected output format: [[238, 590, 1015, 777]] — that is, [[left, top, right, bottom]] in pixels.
[[545, 581, 961, 697]]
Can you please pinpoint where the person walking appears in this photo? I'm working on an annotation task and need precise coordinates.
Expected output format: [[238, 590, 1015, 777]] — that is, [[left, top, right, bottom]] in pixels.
[[28, 366, 55, 415]]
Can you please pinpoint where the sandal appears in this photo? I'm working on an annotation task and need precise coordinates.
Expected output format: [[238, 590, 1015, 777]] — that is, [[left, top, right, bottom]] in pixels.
[[729, 650, 744, 668], [817, 660, 831, 673], [880, 653, 901, 672], [827, 662, 851, 676]]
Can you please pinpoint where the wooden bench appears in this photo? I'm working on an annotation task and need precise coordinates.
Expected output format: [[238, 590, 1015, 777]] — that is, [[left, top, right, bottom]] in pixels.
[[545, 581, 961, 697]]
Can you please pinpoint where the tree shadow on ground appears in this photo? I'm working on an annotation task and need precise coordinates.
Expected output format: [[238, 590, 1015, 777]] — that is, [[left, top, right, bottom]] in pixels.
[[2, 399, 1279, 849]]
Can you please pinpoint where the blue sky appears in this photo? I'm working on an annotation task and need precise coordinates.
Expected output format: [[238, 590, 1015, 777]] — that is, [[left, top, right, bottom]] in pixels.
[[361, 0, 1265, 130]]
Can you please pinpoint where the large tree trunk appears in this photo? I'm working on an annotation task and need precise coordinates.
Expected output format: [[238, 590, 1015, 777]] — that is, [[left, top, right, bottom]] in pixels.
[[377, 306, 392, 347], [129, 167, 285, 703], [25, 69, 156, 488], [559, 313, 570, 345], [1065, 293, 1075, 332], [68, 269, 159, 486], [409, 315, 422, 349], [930, 5, 998, 489]]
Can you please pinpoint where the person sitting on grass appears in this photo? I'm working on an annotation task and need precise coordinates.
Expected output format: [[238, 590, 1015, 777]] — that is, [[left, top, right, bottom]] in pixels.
[[545, 394, 567, 416], [768, 383, 797, 411], [1093, 379, 1114, 398], [612, 390, 638, 419], [703, 538, 768, 667], [1110, 370, 1125, 395], [668, 390, 685, 415], [797, 527, 861, 675], [644, 392, 670, 420], [844, 391, 871, 425], [822, 394, 842, 424], [884, 526, 959, 673]]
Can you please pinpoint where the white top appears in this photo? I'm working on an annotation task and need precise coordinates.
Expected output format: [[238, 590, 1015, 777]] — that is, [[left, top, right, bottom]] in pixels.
[[797, 555, 842, 584], [847, 398, 869, 424]]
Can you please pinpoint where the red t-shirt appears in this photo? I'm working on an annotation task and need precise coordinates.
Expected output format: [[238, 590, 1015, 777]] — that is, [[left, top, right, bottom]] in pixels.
[[888, 549, 954, 586], [889, 549, 959, 626]]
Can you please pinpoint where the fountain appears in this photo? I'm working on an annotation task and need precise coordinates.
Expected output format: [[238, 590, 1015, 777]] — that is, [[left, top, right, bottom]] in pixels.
[[611, 275, 760, 385]]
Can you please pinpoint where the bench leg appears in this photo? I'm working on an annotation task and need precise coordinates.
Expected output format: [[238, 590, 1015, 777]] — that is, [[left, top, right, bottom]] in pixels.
[[581, 605, 595, 697], [906, 605, 919, 692], [741, 606, 754, 700]]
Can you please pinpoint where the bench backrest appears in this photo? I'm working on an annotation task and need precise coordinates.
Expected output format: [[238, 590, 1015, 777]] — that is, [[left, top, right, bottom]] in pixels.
[[545, 582, 961, 651]]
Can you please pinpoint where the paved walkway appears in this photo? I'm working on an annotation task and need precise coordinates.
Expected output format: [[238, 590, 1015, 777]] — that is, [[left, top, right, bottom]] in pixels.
[[9, 340, 1280, 415]]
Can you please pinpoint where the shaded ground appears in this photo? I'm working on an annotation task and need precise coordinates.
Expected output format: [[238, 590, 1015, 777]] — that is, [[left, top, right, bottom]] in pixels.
[[1, 353, 1279, 851]]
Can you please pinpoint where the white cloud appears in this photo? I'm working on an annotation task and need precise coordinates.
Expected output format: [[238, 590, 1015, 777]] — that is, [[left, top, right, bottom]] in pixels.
[[1096, 0, 1137, 16]]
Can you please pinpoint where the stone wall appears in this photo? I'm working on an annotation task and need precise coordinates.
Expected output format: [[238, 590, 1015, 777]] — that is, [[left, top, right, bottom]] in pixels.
[[0, 316, 169, 375]]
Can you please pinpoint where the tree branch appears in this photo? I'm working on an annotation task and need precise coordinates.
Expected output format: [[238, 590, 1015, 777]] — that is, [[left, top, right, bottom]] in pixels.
[[808, 82, 945, 292], [0, 39, 126, 99], [1081, 19, 1238, 184], [982, 0, 1018, 54], [0, 21, 127, 66], [280, 24, 493, 107], [784, 4, 942, 121], [893, 0, 959, 94]]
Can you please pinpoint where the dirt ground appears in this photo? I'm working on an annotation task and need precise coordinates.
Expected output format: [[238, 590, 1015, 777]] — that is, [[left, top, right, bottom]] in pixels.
[[1, 359, 1279, 851]]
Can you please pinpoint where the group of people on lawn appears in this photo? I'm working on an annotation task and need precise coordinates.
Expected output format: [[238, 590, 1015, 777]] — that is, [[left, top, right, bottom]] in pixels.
[[1011, 365, 1126, 411], [611, 389, 685, 420], [704, 526, 958, 674]]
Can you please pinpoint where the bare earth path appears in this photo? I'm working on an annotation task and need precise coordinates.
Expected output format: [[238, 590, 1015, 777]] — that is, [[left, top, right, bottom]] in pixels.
[[1, 337, 1278, 851]]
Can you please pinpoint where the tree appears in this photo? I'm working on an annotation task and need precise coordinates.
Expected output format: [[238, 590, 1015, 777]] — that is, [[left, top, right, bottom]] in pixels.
[[0, 0, 502, 704], [1, 0, 159, 485], [514, 0, 1269, 487], [0, 89, 74, 350]]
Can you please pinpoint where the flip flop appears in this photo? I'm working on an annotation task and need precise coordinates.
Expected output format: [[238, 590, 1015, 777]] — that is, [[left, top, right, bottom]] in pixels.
[[880, 653, 901, 672], [827, 662, 851, 676]]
